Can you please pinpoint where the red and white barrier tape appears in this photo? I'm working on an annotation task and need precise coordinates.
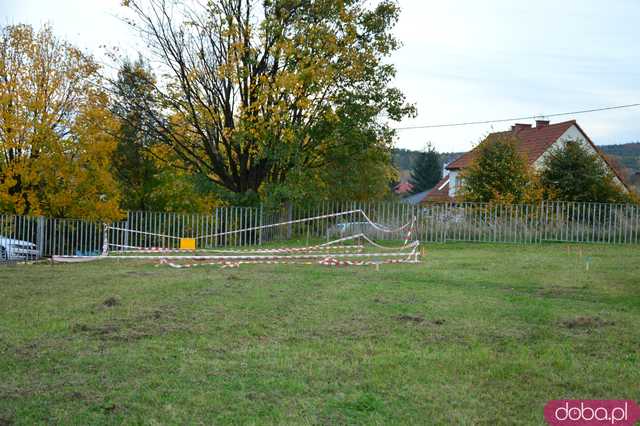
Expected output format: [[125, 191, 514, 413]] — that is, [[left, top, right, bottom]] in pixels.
[[105, 251, 416, 261], [156, 256, 420, 269], [110, 244, 364, 255], [317, 257, 420, 267], [107, 209, 417, 242]]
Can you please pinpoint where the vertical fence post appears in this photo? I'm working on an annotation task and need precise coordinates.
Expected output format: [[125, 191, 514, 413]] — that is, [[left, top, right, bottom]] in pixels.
[[37, 216, 45, 258], [102, 223, 109, 256], [259, 204, 263, 246], [286, 202, 293, 240], [124, 214, 129, 250]]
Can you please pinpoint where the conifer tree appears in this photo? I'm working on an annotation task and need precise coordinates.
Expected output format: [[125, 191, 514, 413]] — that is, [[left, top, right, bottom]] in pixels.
[[540, 140, 629, 202], [409, 144, 442, 194]]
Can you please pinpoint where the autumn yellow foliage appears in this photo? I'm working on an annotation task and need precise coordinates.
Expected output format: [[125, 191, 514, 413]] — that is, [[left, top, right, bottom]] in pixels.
[[0, 24, 122, 221]]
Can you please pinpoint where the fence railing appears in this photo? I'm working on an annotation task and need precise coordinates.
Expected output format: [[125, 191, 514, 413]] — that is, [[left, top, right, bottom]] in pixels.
[[0, 215, 103, 262], [416, 202, 640, 244], [1, 201, 639, 262], [269, 201, 640, 245], [108, 207, 264, 251]]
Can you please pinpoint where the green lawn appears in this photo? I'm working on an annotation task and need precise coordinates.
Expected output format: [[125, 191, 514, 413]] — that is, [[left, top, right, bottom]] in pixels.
[[1, 244, 639, 425]]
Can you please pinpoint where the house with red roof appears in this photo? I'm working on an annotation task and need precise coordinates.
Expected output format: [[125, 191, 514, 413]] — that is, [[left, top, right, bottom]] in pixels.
[[420, 120, 629, 203], [394, 181, 414, 195]]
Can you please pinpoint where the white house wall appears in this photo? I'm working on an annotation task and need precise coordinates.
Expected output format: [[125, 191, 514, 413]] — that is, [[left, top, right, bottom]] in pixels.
[[448, 170, 459, 197]]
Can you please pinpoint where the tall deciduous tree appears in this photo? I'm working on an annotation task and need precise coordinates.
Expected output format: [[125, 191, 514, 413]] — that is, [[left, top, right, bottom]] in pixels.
[[461, 134, 531, 203], [117, 0, 414, 202], [540, 140, 629, 202], [0, 24, 121, 220], [409, 143, 442, 194], [112, 58, 223, 212], [112, 58, 163, 211]]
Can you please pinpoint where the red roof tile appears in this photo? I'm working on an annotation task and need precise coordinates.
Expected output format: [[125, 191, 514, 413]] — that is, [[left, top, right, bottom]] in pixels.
[[419, 176, 453, 203], [394, 181, 414, 194], [446, 120, 576, 170]]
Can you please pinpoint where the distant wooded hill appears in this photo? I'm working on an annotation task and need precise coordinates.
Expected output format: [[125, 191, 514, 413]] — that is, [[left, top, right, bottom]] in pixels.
[[392, 149, 463, 174], [599, 143, 640, 173], [393, 142, 640, 182]]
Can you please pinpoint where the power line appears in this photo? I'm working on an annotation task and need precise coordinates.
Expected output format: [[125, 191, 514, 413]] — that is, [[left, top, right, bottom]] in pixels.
[[393, 103, 640, 131]]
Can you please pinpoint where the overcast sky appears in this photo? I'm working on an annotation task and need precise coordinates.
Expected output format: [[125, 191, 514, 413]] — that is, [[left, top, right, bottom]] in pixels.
[[2, 0, 640, 152]]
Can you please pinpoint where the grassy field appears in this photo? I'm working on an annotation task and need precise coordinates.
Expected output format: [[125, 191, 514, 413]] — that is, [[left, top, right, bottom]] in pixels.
[[1, 243, 639, 425]]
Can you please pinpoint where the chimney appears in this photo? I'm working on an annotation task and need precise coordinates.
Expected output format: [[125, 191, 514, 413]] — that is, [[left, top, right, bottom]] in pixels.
[[536, 120, 550, 128], [511, 123, 532, 132]]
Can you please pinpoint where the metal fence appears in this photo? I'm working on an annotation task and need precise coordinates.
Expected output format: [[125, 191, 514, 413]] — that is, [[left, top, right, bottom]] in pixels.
[[108, 207, 264, 250], [416, 201, 640, 244], [1, 201, 639, 262], [0, 215, 103, 262], [274, 201, 640, 245]]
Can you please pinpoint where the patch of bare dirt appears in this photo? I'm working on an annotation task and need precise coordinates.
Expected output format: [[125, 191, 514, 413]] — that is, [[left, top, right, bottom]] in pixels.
[[537, 285, 585, 298], [13, 342, 39, 359], [68, 391, 83, 400], [64, 390, 101, 404], [72, 322, 120, 337], [561, 316, 614, 329], [72, 305, 181, 342], [124, 271, 160, 276], [73, 322, 155, 342], [103, 297, 120, 307], [395, 314, 424, 323], [395, 315, 445, 326]]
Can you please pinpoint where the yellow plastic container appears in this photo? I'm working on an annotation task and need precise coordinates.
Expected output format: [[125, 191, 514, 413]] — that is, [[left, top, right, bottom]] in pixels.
[[179, 238, 196, 250]]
